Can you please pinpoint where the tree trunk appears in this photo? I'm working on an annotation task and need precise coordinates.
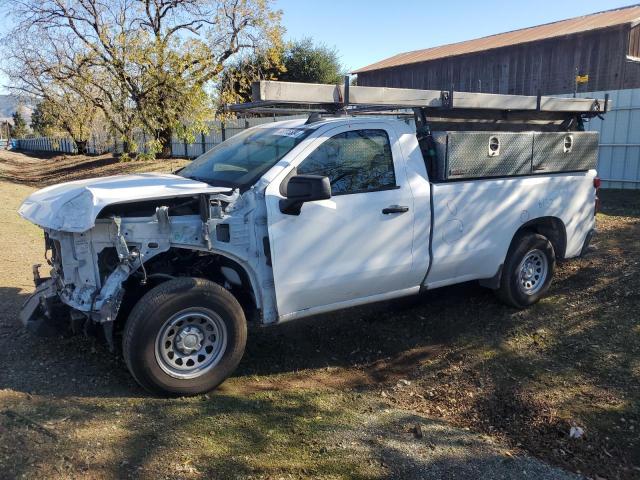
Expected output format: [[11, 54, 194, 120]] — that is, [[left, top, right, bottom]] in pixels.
[[122, 132, 134, 154], [75, 140, 88, 155], [158, 127, 173, 158]]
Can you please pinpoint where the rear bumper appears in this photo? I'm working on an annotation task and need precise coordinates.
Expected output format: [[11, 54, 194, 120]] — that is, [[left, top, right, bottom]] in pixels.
[[20, 278, 70, 336]]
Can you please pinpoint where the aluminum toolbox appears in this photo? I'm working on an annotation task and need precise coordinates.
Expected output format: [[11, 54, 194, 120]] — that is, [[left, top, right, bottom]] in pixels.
[[431, 131, 533, 180], [532, 132, 598, 173]]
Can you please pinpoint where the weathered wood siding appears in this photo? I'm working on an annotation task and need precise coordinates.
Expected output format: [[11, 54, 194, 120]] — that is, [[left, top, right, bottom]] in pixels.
[[358, 25, 640, 95], [629, 23, 640, 59]]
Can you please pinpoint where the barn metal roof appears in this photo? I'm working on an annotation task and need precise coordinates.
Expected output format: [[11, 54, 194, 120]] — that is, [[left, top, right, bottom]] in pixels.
[[353, 5, 640, 73]]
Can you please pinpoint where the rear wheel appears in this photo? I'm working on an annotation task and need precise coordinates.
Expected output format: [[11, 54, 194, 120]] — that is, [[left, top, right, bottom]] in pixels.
[[123, 277, 246, 396], [495, 232, 555, 308]]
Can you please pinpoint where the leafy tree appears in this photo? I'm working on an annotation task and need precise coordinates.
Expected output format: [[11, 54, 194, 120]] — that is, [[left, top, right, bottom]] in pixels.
[[12, 57, 101, 154], [281, 38, 343, 85], [218, 47, 285, 106], [42, 91, 101, 154], [218, 38, 344, 105], [10, 110, 28, 139], [30, 101, 56, 137]]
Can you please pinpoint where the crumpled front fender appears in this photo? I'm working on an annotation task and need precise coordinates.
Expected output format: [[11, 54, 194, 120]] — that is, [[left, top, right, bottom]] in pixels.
[[20, 278, 71, 337]]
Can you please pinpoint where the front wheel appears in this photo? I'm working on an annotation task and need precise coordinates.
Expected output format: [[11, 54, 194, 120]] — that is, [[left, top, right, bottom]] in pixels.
[[122, 277, 247, 396], [495, 232, 555, 308]]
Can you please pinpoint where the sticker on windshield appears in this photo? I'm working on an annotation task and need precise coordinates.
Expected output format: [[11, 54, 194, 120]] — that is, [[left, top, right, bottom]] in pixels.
[[272, 128, 306, 138]]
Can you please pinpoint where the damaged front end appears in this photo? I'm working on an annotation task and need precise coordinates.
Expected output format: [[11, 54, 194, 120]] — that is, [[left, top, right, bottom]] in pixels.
[[19, 177, 276, 350], [21, 213, 159, 347]]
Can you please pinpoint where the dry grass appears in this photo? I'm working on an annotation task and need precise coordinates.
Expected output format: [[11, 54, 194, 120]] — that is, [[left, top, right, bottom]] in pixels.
[[0, 149, 189, 187], [0, 150, 638, 479]]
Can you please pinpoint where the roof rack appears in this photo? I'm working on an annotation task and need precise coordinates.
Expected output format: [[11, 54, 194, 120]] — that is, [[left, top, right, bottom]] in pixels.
[[228, 78, 609, 132]]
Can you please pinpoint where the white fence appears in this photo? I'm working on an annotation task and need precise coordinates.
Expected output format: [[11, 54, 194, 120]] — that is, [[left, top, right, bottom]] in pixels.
[[15, 136, 83, 154], [167, 115, 306, 158], [15, 115, 307, 158]]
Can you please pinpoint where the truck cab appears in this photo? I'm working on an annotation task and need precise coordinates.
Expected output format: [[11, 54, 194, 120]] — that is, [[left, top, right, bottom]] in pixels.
[[263, 118, 431, 320]]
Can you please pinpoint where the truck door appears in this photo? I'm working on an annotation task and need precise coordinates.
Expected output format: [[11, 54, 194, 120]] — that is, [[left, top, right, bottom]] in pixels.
[[265, 123, 421, 319]]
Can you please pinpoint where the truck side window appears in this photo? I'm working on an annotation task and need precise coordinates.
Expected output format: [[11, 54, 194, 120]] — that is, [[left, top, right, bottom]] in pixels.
[[297, 129, 396, 195]]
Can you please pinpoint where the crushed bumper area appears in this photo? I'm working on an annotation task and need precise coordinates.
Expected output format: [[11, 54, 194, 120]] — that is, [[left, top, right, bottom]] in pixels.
[[20, 279, 72, 337]]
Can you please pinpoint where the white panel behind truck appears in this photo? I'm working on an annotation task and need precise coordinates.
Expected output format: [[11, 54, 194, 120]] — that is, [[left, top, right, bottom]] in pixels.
[[17, 81, 604, 395]]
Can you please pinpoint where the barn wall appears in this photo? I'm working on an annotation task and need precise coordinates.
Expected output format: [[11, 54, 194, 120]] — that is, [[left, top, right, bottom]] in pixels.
[[357, 25, 640, 95], [574, 88, 640, 189]]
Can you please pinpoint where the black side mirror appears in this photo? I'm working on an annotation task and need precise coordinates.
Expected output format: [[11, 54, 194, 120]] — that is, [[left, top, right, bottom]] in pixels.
[[280, 174, 331, 215]]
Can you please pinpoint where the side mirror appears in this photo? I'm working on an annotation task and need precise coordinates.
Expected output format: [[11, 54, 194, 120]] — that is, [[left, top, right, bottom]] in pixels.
[[279, 174, 331, 215]]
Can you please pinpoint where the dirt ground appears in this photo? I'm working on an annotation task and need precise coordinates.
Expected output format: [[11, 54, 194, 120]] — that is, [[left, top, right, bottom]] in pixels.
[[0, 150, 638, 479], [0, 149, 189, 187]]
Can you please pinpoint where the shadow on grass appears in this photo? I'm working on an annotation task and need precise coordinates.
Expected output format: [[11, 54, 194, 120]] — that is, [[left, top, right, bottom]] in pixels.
[[1, 389, 381, 479], [1, 388, 582, 480], [0, 285, 144, 399], [394, 216, 640, 478], [600, 189, 640, 218]]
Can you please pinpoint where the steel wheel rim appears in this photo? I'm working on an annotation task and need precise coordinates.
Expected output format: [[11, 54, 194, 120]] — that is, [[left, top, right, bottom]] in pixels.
[[154, 308, 227, 380], [517, 249, 548, 295]]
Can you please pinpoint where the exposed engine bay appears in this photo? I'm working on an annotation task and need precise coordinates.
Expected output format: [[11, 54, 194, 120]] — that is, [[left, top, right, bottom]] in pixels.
[[21, 180, 278, 348]]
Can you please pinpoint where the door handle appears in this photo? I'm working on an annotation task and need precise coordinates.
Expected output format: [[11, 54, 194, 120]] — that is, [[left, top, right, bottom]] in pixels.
[[382, 205, 409, 214]]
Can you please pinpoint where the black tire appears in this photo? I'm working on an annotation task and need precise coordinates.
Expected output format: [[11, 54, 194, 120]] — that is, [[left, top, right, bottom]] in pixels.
[[122, 277, 246, 396], [495, 232, 555, 308]]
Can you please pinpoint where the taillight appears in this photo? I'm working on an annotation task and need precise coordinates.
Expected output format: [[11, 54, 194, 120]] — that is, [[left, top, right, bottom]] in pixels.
[[593, 177, 601, 189]]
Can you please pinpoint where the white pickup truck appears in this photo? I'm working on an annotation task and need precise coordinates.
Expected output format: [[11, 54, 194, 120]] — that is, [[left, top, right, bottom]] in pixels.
[[18, 81, 603, 395]]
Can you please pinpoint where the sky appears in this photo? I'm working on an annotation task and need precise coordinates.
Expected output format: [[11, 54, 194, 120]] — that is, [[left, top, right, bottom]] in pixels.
[[273, 0, 637, 72], [0, 0, 636, 94]]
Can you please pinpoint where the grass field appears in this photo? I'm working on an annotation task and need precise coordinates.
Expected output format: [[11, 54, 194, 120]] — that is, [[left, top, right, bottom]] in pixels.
[[0, 150, 638, 479]]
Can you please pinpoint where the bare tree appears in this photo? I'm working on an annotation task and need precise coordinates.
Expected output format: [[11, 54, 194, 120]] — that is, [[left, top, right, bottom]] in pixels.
[[3, 11, 139, 152], [5, 0, 282, 157]]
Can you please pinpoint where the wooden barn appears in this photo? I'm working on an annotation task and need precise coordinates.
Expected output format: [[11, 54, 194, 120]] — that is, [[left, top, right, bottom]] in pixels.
[[354, 5, 640, 189], [354, 5, 640, 96]]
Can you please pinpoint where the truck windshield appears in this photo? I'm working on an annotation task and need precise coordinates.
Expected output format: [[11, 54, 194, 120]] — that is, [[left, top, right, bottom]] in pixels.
[[179, 126, 314, 190]]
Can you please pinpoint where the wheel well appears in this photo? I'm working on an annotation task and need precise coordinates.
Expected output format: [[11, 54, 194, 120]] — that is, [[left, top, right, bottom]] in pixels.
[[116, 248, 260, 327], [515, 217, 567, 260], [481, 216, 566, 290]]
